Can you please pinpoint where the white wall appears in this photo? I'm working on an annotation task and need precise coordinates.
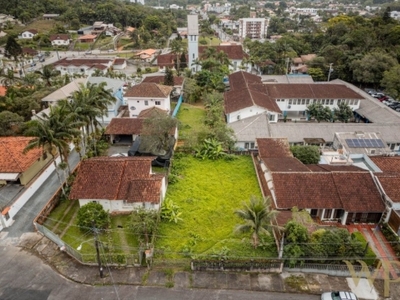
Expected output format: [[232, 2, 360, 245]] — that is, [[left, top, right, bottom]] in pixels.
[[1, 156, 61, 228], [276, 98, 360, 113], [125, 96, 170, 117], [79, 199, 159, 213], [227, 106, 278, 123]]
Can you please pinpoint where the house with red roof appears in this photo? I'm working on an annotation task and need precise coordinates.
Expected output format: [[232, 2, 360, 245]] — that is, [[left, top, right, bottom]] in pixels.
[[52, 57, 114, 76], [69, 157, 166, 212], [50, 34, 70, 47], [18, 29, 38, 39], [0, 137, 53, 230], [254, 137, 386, 225], [124, 82, 173, 117], [224, 71, 364, 124]]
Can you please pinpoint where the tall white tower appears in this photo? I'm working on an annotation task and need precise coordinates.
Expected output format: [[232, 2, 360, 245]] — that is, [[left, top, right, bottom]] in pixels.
[[187, 14, 199, 74]]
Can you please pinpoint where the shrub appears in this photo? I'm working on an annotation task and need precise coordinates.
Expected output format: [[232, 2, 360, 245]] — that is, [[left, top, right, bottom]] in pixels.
[[290, 145, 320, 164], [76, 202, 109, 232]]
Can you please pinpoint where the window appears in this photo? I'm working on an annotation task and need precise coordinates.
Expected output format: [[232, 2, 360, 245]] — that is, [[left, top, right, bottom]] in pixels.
[[330, 99, 334, 105], [306, 99, 310, 105], [193, 53, 195, 59], [288, 99, 292, 105], [324, 209, 332, 219], [155, 101, 161, 105], [144, 100, 148, 106], [4, 212, 9, 220], [244, 142, 249, 149], [337, 99, 342, 105], [269, 114, 275, 121], [301, 99, 305, 105]]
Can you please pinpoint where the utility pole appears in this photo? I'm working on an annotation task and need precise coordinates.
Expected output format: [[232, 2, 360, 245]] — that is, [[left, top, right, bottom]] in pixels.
[[327, 63, 333, 81], [92, 220, 103, 278]]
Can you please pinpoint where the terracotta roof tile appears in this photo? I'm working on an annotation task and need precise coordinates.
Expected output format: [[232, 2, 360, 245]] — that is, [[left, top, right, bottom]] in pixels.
[[332, 173, 384, 212], [370, 156, 400, 173], [264, 157, 311, 172], [142, 76, 184, 86], [70, 157, 164, 204], [0, 137, 42, 173], [375, 174, 400, 203], [105, 118, 143, 135], [124, 83, 173, 98], [50, 34, 69, 41], [256, 138, 293, 159], [307, 164, 367, 172], [265, 84, 364, 99], [53, 57, 112, 67], [138, 107, 168, 118], [272, 173, 342, 209], [156, 53, 180, 67], [113, 58, 126, 65], [199, 45, 248, 60]]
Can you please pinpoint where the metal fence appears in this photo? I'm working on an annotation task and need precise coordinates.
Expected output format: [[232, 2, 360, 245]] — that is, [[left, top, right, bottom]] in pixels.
[[191, 259, 282, 273], [35, 222, 144, 267], [282, 262, 374, 277]]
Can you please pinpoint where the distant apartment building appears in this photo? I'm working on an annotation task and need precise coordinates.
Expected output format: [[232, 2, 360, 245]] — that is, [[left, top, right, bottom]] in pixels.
[[238, 13, 269, 40]]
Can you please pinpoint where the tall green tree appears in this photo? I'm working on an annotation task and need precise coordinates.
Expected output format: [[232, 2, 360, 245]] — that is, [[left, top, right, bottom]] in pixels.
[[234, 196, 281, 248], [170, 39, 184, 75], [34, 65, 61, 86], [4, 36, 22, 66], [163, 67, 174, 86], [129, 208, 158, 245], [290, 145, 320, 164], [0, 111, 24, 136], [333, 102, 353, 123], [306, 102, 332, 123], [381, 65, 400, 99]]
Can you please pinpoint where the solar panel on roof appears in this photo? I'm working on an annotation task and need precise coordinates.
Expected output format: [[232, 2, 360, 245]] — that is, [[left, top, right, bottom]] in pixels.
[[345, 138, 386, 148]]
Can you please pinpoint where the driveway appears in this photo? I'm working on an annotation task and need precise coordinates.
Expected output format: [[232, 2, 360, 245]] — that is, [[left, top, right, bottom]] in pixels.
[[3, 151, 80, 239]]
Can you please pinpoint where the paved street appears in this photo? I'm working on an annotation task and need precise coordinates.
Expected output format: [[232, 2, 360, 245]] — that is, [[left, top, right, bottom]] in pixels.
[[0, 243, 319, 300]]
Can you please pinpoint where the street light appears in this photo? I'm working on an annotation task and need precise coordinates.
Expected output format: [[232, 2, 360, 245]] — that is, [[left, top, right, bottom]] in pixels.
[[76, 238, 94, 251]]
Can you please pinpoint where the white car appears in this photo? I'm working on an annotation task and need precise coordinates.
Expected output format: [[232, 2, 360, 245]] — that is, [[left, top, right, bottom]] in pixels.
[[321, 291, 358, 300]]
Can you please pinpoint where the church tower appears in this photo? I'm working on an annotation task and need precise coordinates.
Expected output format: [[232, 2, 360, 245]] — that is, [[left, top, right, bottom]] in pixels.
[[187, 14, 199, 74]]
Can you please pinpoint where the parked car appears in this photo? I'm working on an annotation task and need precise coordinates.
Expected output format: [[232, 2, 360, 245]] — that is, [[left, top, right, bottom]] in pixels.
[[321, 291, 358, 300], [378, 95, 389, 102]]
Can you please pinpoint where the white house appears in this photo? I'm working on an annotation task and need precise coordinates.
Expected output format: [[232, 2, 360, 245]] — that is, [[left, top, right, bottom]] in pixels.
[[224, 71, 364, 124], [41, 77, 124, 125], [50, 34, 70, 46], [52, 57, 113, 76], [124, 82, 173, 117], [18, 29, 38, 39], [69, 157, 166, 212], [113, 58, 127, 70]]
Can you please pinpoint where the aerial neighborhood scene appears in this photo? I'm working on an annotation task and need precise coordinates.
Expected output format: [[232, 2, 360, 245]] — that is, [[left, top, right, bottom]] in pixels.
[[1, 0, 400, 299]]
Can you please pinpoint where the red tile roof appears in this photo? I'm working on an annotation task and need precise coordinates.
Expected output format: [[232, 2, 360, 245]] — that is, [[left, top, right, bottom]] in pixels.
[[265, 84, 364, 100], [263, 157, 311, 172], [124, 82, 173, 98], [53, 57, 112, 67], [332, 173, 384, 212], [156, 53, 180, 67], [50, 34, 69, 41], [138, 106, 168, 118], [224, 71, 281, 114], [199, 45, 248, 60], [113, 58, 126, 65], [272, 173, 342, 209], [370, 156, 400, 173], [105, 118, 143, 135], [375, 174, 400, 203], [307, 164, 367, 172], [0, 137, 42, 173], [142, 76, 184, 86], [70, 157, 164, 203], [256, 138, 293, 159]]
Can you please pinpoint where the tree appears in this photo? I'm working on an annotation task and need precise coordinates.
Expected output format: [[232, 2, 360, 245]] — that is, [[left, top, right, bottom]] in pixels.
[[170, 39, 184, 75], [290, 145, 320, 164], [0, 111, 24, 136], [283, 220, 309, 266], [307, 68, 325, 81], [381, 65, 400, 99], [351, 51, 397, 88], [163, 67, 174, 86], [306, 102, 332, 123], [34, 65, 61, 86], [194, 138, 227, 160], [333, 102, 353, 123], [129, 208, 158, 245], [234, 196, 280, 248], [141, 113, 178, 153], [4, 36, 22, 65], [76, 202, 109, 233]]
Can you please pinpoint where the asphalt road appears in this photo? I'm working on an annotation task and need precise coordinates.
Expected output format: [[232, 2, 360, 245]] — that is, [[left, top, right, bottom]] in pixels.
[[0, 243, 320, 300]]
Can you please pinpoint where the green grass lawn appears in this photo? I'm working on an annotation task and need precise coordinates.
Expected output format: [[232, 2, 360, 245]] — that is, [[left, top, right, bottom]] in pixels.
[[176, 103, 205, 141], [155, 155, 277, 261]]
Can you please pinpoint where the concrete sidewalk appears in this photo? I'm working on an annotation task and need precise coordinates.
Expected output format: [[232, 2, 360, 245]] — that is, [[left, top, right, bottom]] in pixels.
[[13, 232, 399, 300]]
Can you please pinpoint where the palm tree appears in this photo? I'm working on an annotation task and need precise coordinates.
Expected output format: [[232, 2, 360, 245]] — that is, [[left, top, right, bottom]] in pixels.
[[0, 69, 21, 87], [35, 65, 61, 86], [234, 196, 281, 248]]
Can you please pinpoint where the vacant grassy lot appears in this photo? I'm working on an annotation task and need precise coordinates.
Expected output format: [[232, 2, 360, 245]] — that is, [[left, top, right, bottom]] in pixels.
[[155, 154, 277, 261], [176, 103, 205, 142]]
